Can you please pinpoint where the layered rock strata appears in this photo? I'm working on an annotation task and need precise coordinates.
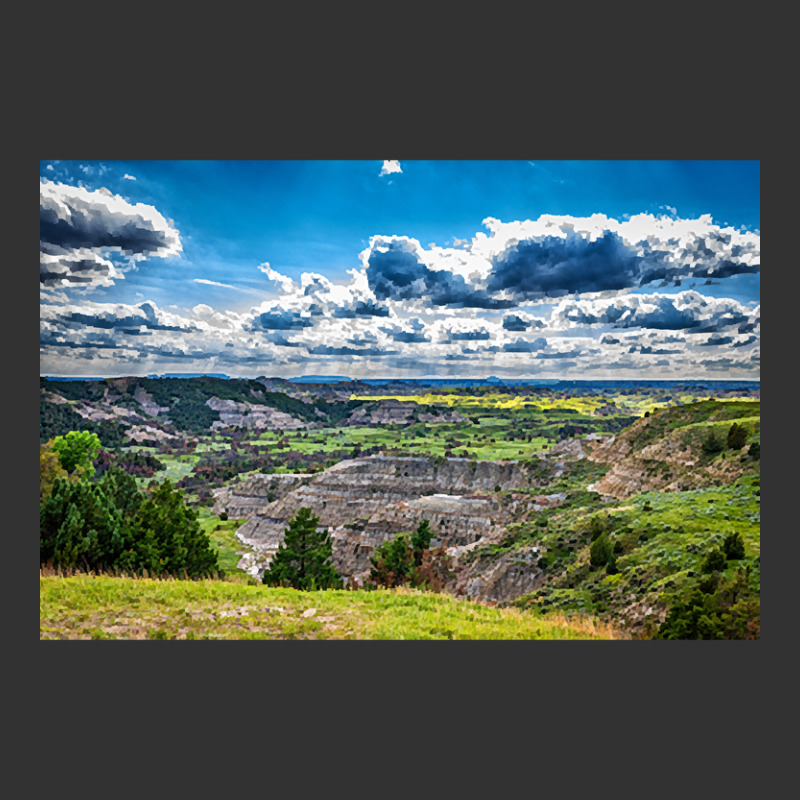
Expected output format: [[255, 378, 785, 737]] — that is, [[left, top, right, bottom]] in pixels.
[[228, 455, 565, 593], [205, 397, 308, 431]]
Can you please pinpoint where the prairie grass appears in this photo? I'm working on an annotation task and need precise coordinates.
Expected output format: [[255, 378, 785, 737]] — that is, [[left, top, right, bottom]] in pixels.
[[39, 571, 626, 640]]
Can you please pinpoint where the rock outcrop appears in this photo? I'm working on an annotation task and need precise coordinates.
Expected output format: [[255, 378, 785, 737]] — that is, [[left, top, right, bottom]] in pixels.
[[227, 455, 566, 594], [453, 546, 545, 603], [345, 399, 467, 427], [205, 397, 307, 430], [212, 473, 312, 518]]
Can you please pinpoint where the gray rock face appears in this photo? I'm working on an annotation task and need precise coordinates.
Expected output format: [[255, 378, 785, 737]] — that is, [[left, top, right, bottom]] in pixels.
[[133, 386, 170, 417], [346, 399, 467, 427], [212, 473, 312, 518], [205, 397, 307, 430], [228, 455, 564, 598], [254, 456, 541, 529], [453, 546, 545, 604]]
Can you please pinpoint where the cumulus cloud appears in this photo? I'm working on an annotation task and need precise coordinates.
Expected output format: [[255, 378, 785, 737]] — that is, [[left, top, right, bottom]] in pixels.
[[362, 236, 514, 309], [379, 160, 402, 176], [41, 300, 197, 335], [40, 249, 124, 288], [488, 230, 640, 300], [552, 291, 755, 334], [353, 214, 758, 313], [40, 179, 181, 289], [502, 313, 544, 331], [480, 214, 759, 299], [502, 337, 548, 353], [253, 309, 316, 331], [306, 344, 399, 357], [255, 263, 391, 323]]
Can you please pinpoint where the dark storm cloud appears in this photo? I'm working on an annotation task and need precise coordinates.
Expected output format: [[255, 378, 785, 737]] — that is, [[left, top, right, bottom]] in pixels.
[[42, 301, 196, 335], [40, 213, 174, 254], [472, 215, 759, 302], [365, 238, 514, 309], [487, 231, 640, 300], [63, 310, 191, 333]]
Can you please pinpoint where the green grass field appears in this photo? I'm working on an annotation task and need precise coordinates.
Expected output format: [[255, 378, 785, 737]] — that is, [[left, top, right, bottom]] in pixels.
[[39, 574, 624, 640], [197, 510, 251, 574]]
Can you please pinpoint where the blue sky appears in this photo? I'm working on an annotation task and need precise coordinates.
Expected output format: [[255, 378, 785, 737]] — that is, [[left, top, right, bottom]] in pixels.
[[40, 160, 759, 380]]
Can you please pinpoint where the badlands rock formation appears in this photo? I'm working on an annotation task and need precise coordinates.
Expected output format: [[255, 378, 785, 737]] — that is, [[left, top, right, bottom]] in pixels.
[[345, 399, 467, 427], [205, 397, 308, 430], [223, 455, 567, 600]]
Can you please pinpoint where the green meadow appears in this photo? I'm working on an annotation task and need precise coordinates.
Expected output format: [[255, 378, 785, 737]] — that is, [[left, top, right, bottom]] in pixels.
[[39, 574, 623, 640]]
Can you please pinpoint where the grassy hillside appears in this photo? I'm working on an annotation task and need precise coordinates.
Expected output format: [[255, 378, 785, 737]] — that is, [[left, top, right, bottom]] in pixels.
[[451, 398, 762, 637], [39, 573, 623, 640]]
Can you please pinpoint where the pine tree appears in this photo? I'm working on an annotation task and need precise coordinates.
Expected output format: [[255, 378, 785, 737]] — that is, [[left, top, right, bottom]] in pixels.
[[590, 531, 614, 568], [369, 533, 415, 588], [726, 422, 748, 450], [410, 518, 433, 565], [262, 507, 341, 590], [722, 531, 745, 560]]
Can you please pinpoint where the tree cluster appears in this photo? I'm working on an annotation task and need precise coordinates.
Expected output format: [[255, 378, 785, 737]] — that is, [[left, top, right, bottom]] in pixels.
[[41, 468, 219, 577], [368, 519, 454, 591], [656, 563, 759, 639], [40, 430, 218, 577]]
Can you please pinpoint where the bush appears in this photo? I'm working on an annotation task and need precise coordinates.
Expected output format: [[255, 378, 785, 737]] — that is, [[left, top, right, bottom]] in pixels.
[[722, 531, 745, 560], [51, 430, 102, 475], [369, 518, 443, 589], [701, 547, 727, 574], [588, 515, 609, 541], [369, 533, 415, 588], [726, 422, 748, 450], [701, 429, 724, 455], [590, 532, 614, 568], [656, 567, 759, 639]]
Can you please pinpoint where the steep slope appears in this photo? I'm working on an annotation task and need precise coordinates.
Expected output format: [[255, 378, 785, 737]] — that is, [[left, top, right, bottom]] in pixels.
[[586, 399, 760, 499]]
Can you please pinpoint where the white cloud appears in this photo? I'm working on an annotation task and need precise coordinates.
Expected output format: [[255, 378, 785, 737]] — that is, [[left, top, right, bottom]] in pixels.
[[40, 178, 182, 290], [379, 160, 402, 176], [122, 173, 137, 180], [194, 278, 239, 290], [551, 290, 757, 334]]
